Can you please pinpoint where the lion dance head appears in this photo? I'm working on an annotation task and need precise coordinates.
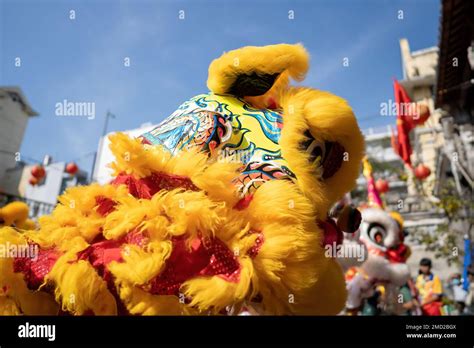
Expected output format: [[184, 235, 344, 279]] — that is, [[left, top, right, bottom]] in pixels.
[[0, 44, 364, 316]]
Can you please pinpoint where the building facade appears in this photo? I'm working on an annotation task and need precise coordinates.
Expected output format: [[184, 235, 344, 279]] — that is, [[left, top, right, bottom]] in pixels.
[[434, 0, 474, 269], [399, 39, 444, 197], [0, 87, 37, 190], [0, 88, 89, 217]]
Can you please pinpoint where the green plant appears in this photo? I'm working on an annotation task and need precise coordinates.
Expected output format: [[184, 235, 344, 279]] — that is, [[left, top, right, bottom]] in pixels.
[[412, 179, 473, 266]]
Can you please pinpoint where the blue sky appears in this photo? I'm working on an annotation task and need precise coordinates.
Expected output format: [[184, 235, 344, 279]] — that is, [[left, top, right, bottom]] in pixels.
[[1, 0, 441, 176]]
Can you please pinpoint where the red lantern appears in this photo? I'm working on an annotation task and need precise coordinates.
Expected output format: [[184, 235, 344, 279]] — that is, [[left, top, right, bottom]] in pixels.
[[65, 162, 79, 175], [31, 165, 46, 179], [414, 164, 431, 180], [29, 177, 38, 186], [375, 178, 389, 194]]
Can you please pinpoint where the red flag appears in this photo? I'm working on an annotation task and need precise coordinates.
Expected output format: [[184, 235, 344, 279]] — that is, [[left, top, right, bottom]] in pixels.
[[392, 80, 415, 168]]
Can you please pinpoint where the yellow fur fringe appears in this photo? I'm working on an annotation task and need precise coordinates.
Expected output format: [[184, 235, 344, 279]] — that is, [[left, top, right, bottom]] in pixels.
[[279, 87, 365, 217], [207, 43, 309, 96], [0, 228, 58, 315], [0, 130, 349, 315], [0, 201, 36, 230]]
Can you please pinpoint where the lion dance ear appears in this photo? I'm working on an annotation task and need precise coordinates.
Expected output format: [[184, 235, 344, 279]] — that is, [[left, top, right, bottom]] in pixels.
[[207, 43, 309, 98]]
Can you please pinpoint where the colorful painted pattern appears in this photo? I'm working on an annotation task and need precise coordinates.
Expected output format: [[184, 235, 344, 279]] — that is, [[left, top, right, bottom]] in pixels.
[[140, 93, 296, 195]]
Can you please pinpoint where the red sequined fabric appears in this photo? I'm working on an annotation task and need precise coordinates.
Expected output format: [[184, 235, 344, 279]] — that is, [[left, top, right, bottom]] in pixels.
[[11, 170, 266, 310], [147, 236, 240, 296], [13, 247, 60, 290], [112, 172, 198, 199], [95, 196, 116, 216], [78, 230, 147, 274], [247, 233, 264, 258]]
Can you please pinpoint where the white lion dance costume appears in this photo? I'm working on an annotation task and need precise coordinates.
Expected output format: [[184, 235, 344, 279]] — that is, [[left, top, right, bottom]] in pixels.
[[342, 158, 411, 315], [0, 44, 365, 316]]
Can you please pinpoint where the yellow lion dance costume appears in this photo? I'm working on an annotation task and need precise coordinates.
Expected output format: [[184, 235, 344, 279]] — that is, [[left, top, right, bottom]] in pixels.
[[0, 44, 364, 315], [0, 201, 35, 231]]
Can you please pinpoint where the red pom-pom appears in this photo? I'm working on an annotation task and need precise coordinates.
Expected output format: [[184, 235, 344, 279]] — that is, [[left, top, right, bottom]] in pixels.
[[31, 165, 45, 179], [414, 164, 431, 180], [375, 179, 389, 194], [65, 162, 79, 175]]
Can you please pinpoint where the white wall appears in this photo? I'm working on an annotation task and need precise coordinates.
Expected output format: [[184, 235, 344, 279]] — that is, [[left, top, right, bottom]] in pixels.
[[24, 162, 65, 205], [93, 124, 155, 184]]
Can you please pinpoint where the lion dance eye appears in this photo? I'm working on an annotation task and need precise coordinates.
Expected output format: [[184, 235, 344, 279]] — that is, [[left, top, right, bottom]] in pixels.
[[299, 130, 345, 180], [300, 130, 325, 165], [368, 223, 387, 246]]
